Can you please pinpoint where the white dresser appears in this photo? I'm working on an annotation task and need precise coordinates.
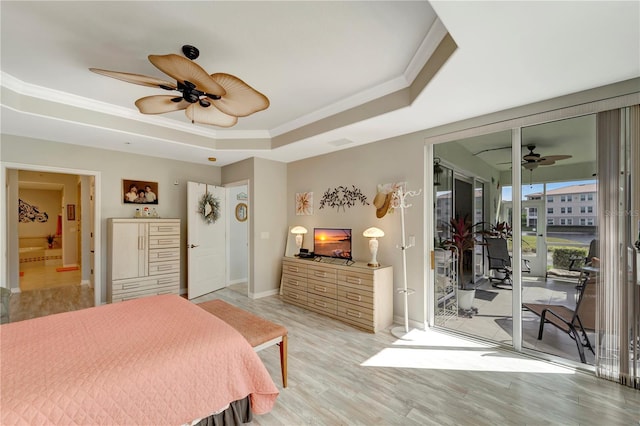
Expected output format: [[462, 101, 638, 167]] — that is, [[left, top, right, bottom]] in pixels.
[[107, 218, 181, 303], [281, 257, 393, 332]]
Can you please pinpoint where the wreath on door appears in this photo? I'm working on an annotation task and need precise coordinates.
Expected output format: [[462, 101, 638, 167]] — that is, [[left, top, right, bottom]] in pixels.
[[199, 192, 221, 224]]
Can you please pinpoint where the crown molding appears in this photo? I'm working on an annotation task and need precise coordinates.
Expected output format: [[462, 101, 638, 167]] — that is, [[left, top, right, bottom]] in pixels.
[[0, 72, 272, 140]]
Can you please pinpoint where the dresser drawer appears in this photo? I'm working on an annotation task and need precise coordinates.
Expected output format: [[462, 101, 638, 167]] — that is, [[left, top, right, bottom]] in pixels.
[[149, 222, 180, 235], [282, 260, 307, 279], [337, 303, 374, 331], [149, 247, 180, 262], [282, 287, 307, 307], [148, 260, 180, 275], [307, 279, 337, 298], [149, 235, 180, 249], [282, 274, 307, 291], [338, 270, 374, 291], [111, 274, 180, 299], [307, 293, 337, 316], [307, 264, 337, 284], [113, 287, 179, 303], [337, 286, 374, 309]]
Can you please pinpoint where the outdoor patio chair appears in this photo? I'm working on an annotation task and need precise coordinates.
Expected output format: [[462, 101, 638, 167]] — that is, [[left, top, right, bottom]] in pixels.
[[568, 239, 599, 272], [485, 237, 531, 289], [569, 238, 599, 289], [522, 276, 596, 363]]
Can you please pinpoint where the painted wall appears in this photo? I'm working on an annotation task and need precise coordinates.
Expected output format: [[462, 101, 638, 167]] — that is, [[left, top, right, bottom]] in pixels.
[[222, 157, 288, 298], [228, 185, 248, 284], [287, 133, 425, 325], [1, 135, 222, 302]]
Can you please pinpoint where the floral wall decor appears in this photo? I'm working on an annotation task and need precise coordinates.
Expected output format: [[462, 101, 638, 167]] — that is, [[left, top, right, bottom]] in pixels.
[[318, 185, 369, 212], [19, 199, 49, 223], [296, 192, 313, 215]]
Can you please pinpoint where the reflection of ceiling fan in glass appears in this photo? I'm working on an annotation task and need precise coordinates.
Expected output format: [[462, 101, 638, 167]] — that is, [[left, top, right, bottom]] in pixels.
[[521, 144, 572, 170], [90, 45, 269, 128]]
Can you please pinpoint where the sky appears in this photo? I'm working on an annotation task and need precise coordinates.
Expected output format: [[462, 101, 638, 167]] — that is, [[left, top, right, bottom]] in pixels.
[[501, 179, 597, 202]]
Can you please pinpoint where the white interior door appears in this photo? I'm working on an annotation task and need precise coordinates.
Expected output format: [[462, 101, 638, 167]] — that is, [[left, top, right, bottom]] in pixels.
[[188, 182, 226, 299]]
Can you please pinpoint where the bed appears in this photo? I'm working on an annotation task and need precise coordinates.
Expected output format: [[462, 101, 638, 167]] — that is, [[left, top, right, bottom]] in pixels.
[[0, 294, 279, 425]]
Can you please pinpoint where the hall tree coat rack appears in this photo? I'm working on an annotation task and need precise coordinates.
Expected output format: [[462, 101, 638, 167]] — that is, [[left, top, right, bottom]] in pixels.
[[390, 186, 422, 339]]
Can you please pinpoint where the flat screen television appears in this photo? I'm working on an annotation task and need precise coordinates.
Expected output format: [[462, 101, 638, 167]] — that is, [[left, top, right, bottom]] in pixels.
[[313, 228, 352, 260]]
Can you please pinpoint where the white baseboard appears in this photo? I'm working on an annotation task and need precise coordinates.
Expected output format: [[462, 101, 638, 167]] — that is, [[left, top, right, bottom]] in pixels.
[[392, 315, 427, 331], [10, 287, 21, 294], [80, 280, 90, 286], [249, 288, 279, 299]]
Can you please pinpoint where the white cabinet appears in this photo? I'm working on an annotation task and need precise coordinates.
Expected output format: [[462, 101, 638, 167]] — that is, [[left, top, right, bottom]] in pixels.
[[108, 219, 180, 303]]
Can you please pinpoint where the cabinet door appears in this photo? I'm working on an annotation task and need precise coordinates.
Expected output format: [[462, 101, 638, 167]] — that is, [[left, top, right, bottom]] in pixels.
[[112, 222, 147, 280]]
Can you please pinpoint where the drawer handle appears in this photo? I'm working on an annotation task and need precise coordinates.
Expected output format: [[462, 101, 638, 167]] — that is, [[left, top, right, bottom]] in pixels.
[[314, 301, 327, 308], [157, 265, 173, 270], [314, 271, 327, 278], [158, 278, 174, 284], [288, 279, 299, 286], [289, 293, 299, 299], [157, 252, 174, 257], [346, 309, 361, 318], [288, 266, 299, 272], [346, 276, 361, 284], [157, 239, 174, 245], [157, 227, 174, 232], [346, 292, 361, 302], [314, 285, 327, 293]]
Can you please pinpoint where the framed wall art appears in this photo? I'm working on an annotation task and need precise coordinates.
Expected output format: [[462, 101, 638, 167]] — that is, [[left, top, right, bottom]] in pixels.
[[66, 204, 76, 221], [123, 179, 159, 204]]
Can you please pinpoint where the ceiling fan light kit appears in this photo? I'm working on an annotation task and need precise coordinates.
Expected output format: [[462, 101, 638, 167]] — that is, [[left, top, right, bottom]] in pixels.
[[90, 45, 269, 127]]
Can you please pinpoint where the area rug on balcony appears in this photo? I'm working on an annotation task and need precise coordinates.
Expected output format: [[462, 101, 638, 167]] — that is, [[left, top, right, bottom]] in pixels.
[[56, 266, 79, 272], [474, 289, 499, 302]]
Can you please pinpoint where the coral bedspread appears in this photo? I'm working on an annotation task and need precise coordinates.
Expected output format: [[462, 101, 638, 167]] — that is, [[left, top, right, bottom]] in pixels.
[[1, 294, 279, 425]]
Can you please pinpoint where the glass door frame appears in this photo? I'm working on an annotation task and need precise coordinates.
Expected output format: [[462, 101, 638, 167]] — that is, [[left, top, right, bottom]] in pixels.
[[424, 86, 636, 359], [502, 199, 547, 277]]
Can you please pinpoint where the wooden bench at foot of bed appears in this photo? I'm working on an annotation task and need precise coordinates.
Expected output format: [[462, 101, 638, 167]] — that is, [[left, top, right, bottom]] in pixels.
[[197, 299, 288, 388]]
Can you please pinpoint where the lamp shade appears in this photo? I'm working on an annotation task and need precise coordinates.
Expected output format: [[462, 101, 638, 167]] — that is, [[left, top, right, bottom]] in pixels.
[[363, 227, 384, 238], [290, 226, 308, 235]]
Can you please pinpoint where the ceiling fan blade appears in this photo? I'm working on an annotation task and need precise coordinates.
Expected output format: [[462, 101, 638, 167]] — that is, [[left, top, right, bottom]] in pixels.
[[148, 54, 226, 97], [210, 73, 270, 117], [541, 154, 572, 162], [135, 95, 189, 114], [89, 68, 176, 90], [537, 158, 556, 166], [185, 103, 238, 127]]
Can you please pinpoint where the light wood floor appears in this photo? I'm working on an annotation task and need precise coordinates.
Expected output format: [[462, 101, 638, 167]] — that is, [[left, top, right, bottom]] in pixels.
[[6, 285, 638, 424], [191, 288, 640, 426]]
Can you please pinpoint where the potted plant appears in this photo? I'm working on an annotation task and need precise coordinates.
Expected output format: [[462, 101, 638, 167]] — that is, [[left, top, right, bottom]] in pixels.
[[443, 216, 483, 311], [46, 233, 56, 249], [481, 221, 512, 240]]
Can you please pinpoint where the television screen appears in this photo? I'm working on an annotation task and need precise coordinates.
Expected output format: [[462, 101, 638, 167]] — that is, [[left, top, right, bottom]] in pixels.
[[313, 228, 352, 259]]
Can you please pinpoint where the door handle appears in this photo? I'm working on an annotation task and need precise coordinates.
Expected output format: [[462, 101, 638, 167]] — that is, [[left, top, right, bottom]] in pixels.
[[189, 244, 199, 248]]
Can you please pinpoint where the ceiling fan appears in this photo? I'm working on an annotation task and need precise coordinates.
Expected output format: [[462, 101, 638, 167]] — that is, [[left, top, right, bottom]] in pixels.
[[521, 144, 572, 170], [90, 45, 269, 128]]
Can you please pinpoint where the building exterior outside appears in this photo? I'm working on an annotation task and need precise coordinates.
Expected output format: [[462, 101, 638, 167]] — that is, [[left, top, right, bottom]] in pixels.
[[525, 183, 597, 228]]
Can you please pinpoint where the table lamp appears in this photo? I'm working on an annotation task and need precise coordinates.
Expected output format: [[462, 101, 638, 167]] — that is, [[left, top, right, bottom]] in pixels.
[[363, 227, 384, 267], [290, 226, 308, 255]]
